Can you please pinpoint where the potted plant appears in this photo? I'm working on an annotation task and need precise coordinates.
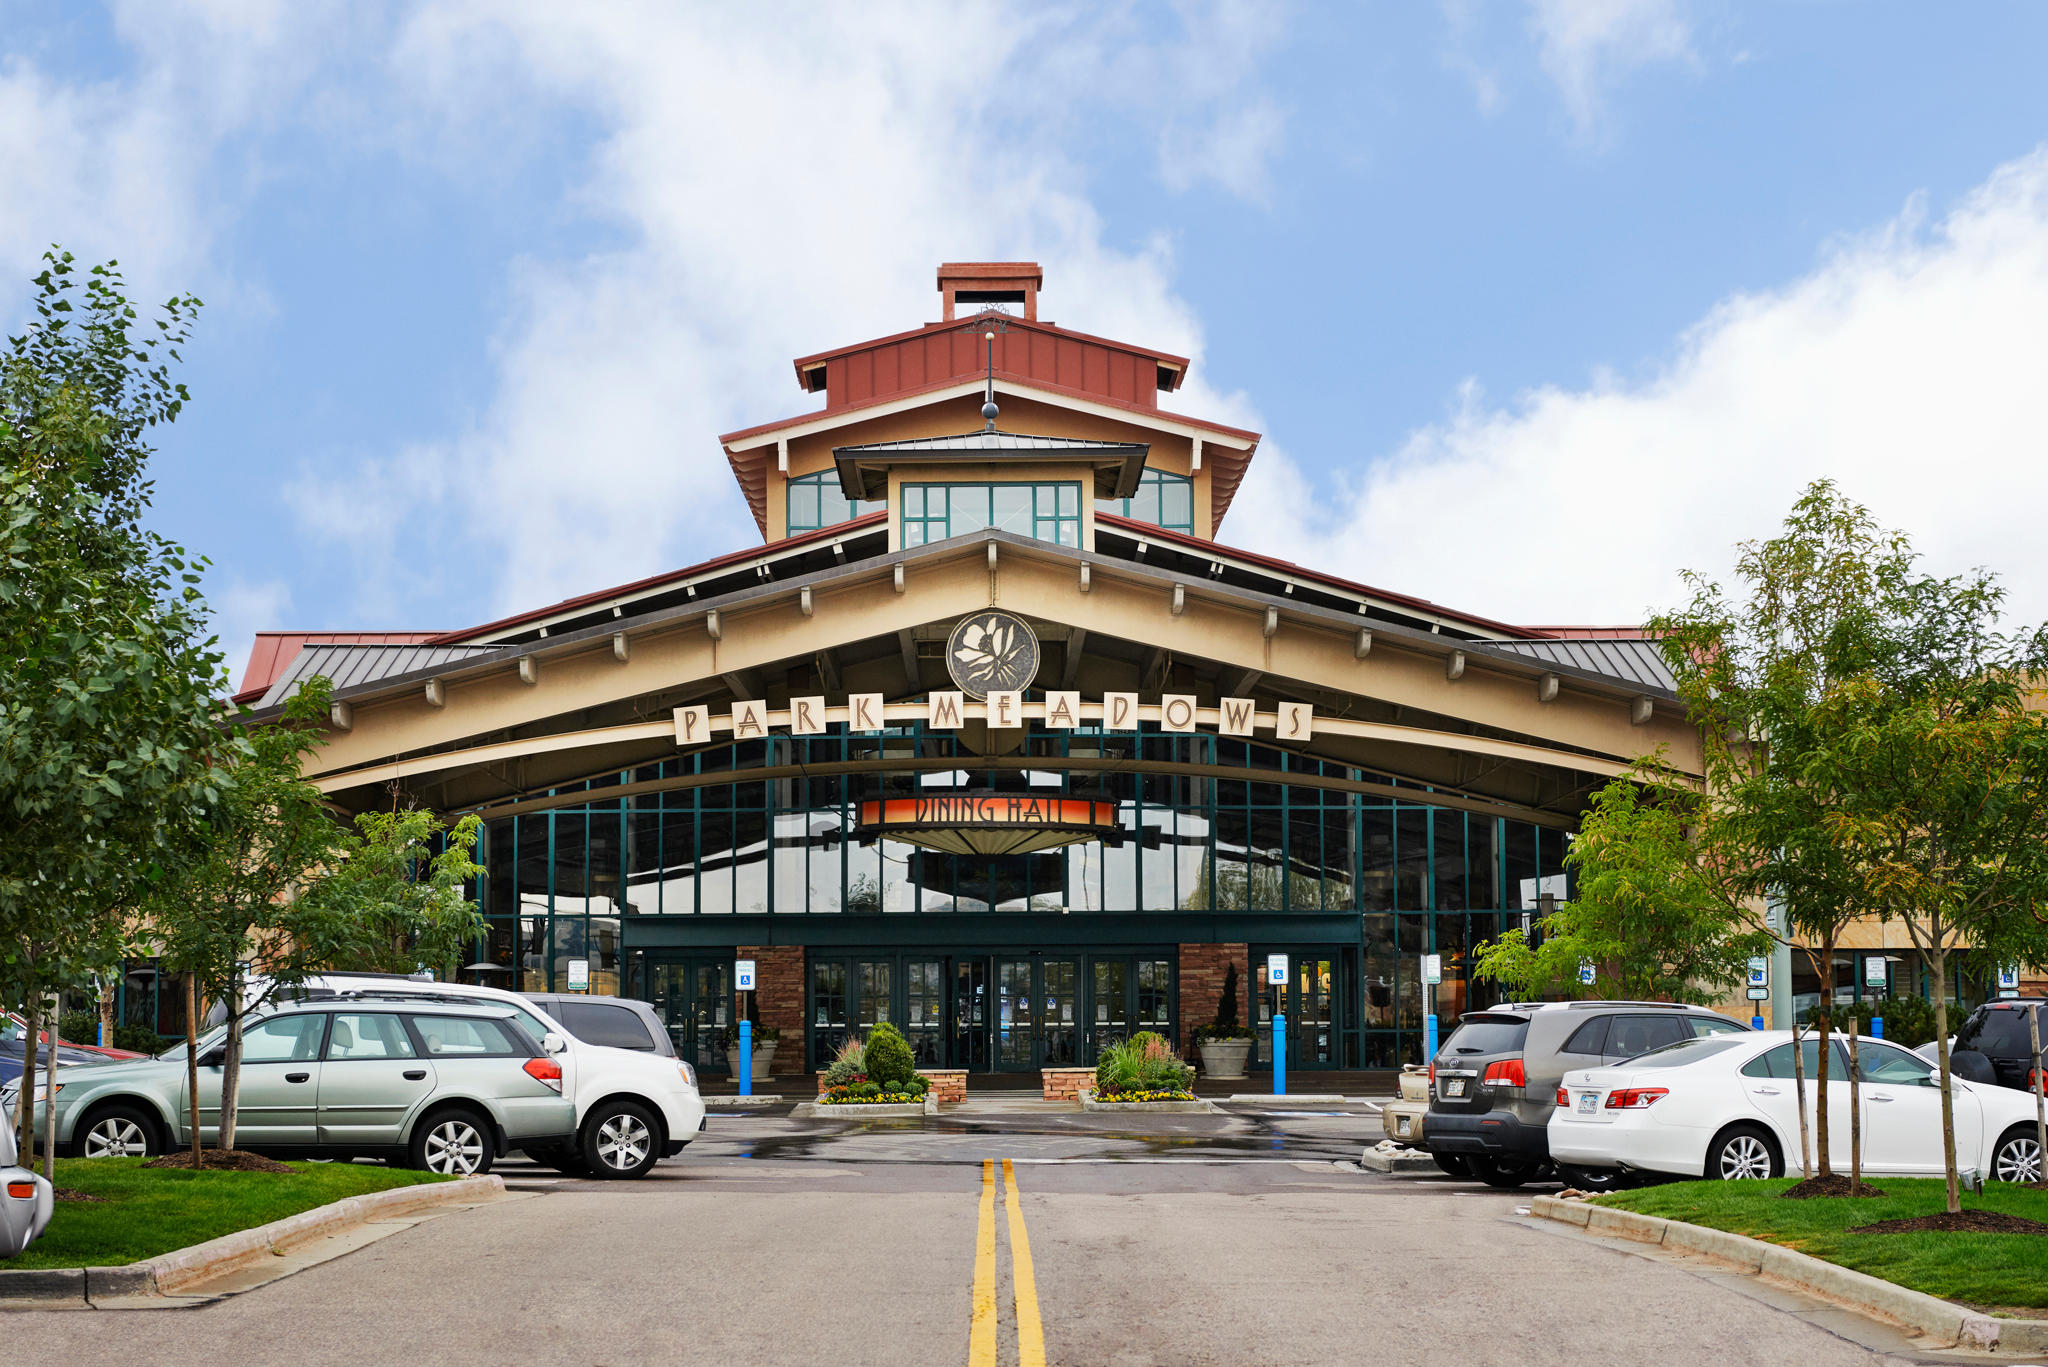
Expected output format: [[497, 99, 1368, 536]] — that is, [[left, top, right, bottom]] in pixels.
[[1195, 961, 1252, 1079], [720, 1019, 780, 1076]]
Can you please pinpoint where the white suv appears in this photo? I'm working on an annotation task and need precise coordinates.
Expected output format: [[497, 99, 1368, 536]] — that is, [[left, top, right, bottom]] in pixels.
[[212, 974, 704, 1179]]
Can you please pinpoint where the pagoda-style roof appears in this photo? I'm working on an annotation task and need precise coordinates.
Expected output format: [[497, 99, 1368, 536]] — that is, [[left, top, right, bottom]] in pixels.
[[832, 428, 1149, 502]]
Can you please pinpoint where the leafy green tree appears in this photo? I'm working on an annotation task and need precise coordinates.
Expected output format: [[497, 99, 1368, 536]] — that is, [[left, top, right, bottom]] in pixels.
[[147, 678, 483, 1156], [1, 252, 226, 1172], [1472, 767, 1772, 1004]]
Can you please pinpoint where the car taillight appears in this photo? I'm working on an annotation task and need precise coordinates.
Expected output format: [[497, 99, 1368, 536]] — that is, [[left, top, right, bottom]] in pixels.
[[1482, 1058, 1526, 1089], [1427, 1061, 1436, 1085], [5, 1181, 34, 1198], [1557, 1086, 1569, 1107], [2030, 1068, 2045, 1093], [523, 1057, 564, 1093], [1604, 1087, 1668, 1110]]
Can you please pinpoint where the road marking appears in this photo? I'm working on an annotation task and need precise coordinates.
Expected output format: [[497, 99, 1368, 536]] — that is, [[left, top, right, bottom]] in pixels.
[[970, 1159, 996, 1367], [1001, 1160, 1046, 1367]]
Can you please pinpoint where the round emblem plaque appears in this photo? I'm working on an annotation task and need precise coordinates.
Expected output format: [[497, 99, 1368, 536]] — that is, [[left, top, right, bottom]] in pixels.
[[946, 610, 1040, 699]]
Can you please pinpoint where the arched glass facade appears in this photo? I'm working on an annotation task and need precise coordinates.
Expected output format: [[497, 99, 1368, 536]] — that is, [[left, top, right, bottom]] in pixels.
[[472, 721, 1571, 1070]]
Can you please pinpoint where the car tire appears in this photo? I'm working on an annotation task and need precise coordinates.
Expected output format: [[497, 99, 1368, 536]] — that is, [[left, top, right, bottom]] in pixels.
[[1431, 1152, 1471, 1178], [408, 1109, 494, 1177], [580, 1100, 662, 1180], [1706, 1124, 1780, 1181], [1469, 1156, 1541, 1189], [71, 1104, 161, 1160], [1992, 1127, 2044, 1185], [1556, 1163, 1627, 1194]]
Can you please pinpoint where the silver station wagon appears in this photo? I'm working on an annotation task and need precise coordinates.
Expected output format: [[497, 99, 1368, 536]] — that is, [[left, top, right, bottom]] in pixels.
[[4, 1000, 577, 1176]]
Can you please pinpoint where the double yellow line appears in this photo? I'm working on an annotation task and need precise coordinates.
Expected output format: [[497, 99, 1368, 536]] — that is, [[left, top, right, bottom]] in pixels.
[[970, 1158, 1045, 1367]]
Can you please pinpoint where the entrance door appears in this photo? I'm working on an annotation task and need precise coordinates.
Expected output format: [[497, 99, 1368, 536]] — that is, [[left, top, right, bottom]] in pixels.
[[994, 958, 1080, 1069], [1289, 959, 1336, 1068], [954, 960, 990, 1071], [903, 959, 945, 1067], [651, 960, 730, 1074]]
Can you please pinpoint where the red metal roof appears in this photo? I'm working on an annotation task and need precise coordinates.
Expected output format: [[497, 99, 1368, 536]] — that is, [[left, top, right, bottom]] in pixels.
[[1093, 513, 1541, 639], [235, 631, 445, 702], [787, 313, 1189, 404], [427, 512, 890, 645], [1521, 625, 1654, 640]]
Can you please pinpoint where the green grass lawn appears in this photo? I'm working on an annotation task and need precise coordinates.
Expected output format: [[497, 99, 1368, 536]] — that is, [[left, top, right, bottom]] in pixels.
[[1595, 1178, 2048, 1314], [2, 1158, 447, 1271]]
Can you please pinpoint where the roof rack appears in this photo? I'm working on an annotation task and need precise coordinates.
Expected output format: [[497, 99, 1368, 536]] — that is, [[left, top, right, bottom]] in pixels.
[[332, 988, 513, 1012]]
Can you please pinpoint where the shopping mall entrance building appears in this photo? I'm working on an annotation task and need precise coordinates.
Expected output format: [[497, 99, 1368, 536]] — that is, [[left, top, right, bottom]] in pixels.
[[241, 263, 1700, 1079]]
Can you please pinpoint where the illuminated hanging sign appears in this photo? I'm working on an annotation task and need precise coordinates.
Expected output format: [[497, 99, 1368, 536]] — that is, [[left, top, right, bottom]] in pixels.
[[855, 794, 1120, 857]]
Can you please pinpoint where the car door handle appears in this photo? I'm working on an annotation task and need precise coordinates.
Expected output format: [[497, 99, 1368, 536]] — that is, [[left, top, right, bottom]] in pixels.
[[285, 1072, 310, 1084], [1752, 1086, 1781, 1096], [1870, 1094, 1895, 1103], [403, 1069, 427, 1081]]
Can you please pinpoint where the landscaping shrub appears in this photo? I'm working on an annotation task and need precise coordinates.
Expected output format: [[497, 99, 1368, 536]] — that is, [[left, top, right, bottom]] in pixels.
[[58, 1009, 101, 1045], [823, 1037, 866, 1088], [863, 1021, 916, 1089], [112, 1024, 173, 1055], [1094, 1030, 1195, 1098]]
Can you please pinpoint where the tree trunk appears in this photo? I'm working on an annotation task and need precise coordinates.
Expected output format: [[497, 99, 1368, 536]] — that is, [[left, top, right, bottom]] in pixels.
[[41, 992, 59, 1181], [98, 981, 114, 1048], [2030, 1004, 2045, 1188], [1812, 939, 1835, 1178], [185, 972, 202, 1164], [13, 991, 37, 1166], [219, 969, 244, 1152], [1929, 948, 1960, 1215], [1848, 1017, 1862, 1193], [1791, 1016, 1813, 1178]]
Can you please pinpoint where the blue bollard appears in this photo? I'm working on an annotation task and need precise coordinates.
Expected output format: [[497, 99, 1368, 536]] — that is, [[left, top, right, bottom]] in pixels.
[[738, 1019, 752, 1097], [1752, 1015, 1764, 1031], [1871, 1017, 1884, 1041], [1424, 1013, 1439, 1069], [1273, 1012, 1287, 1096]]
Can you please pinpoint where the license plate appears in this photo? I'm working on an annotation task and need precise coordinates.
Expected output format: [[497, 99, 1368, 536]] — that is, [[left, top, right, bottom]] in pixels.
[[1444, 1078, 1465, 1097], [1577, 1092, 1597, 1114]]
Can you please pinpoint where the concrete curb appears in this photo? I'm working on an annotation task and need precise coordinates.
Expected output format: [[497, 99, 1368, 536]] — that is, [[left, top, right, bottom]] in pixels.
[[1528, 1195, 2048, 1354], [1224, 1093, 1349, 1104], [1358, 1145, 1437, 1173], [1, 1174, 503, 1304], [1078, 1096, 1221, 1113], [701, 1094, 784, 1108], [788, 1101, 926, 1119]]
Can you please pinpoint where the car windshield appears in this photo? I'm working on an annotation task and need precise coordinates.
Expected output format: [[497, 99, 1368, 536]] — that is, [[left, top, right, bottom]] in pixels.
[[1441, 1017, 1529, 1056], [1624, 1037, 1746, 1069]]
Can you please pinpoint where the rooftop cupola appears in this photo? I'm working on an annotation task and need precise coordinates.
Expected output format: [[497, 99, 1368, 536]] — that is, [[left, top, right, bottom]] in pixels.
[[937, 262, 1042, 321]]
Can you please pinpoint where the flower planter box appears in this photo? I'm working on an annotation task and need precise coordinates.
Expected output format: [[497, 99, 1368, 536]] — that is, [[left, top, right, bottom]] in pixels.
[[1041, 1067, 1097, 1101], [1197, 1038, 1252, 1080], [814, 1069, 963, 1103], [789, 1100, 928, 1119], [1078, 1090, 1220, 1114]]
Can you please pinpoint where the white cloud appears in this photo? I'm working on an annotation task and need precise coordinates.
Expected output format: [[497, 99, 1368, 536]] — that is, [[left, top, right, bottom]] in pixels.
[[287, 1, 1292, 619], [1526, 0, 1691, 134], [211, 576, 293, 693], [1226, 146, 2048, 631]]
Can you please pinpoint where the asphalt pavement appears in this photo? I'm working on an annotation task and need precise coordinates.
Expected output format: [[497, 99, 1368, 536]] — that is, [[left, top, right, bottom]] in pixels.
[[0, 1102, 2011, 1366]]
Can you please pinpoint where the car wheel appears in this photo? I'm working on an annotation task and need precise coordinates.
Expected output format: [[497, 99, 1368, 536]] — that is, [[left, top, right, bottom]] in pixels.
[[1707, 1125, 1780, 1181], [74, 1105, 160, 1159], [580, 1100, 662, 1180], [1992, 1128, 2044, 1185], [1556, 1164, 1627, 1194], [410, 1111, 494, 1177], [1431, 1153, 1471, 1178], [1469, 1156, 1541, 1189]]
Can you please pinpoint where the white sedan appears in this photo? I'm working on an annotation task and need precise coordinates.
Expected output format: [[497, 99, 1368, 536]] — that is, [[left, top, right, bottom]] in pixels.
[[1550, 1030, 2045, 1183]]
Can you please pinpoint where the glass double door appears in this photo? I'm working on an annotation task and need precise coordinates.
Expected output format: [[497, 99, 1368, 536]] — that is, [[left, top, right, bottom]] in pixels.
[[994, 958, 1080, 1070], [650, 958, 731, 1074], [811, 956, 946, 1069], [1254, 952, 1341, 1068]]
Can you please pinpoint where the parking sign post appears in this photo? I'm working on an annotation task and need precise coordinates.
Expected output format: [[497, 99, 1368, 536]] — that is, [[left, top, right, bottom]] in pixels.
[[1421, 953, 1443, 1067], [1266, 955, 1288, 1096], [735, 959, 757, 1097]]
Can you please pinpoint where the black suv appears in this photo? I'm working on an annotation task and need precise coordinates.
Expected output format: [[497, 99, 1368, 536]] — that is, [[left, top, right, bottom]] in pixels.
[[1949, 999, 2045, 1092], [1423, 1000, 1751, 1190]]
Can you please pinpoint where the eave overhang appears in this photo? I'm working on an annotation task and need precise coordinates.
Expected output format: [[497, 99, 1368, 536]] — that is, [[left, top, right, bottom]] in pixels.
[[832, 429, 1149, 502]]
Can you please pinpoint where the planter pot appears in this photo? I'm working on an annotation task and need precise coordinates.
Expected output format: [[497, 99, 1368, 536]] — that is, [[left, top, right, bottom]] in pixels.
[[1198, 1038, 1252, 1080], [750, 1042, 779, 1076]]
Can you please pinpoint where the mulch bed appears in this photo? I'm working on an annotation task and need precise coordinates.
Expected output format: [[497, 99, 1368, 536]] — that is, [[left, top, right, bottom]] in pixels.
[[1782, 1174, 1888, 1199], [142, 1149, 296, 1174], [1850, 1210, 2048, 1237]]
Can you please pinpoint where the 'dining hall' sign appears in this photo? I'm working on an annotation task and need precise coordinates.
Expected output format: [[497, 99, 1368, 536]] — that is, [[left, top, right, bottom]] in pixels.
[[855, 794, 1121, 857]]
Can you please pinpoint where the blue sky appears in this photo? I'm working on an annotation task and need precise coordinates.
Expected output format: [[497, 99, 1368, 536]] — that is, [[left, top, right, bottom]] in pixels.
[[6, 2, 2048, 681]]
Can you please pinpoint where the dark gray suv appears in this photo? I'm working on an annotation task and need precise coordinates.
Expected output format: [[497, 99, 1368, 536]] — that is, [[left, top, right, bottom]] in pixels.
[[1423, 1000, 1751, 1189]]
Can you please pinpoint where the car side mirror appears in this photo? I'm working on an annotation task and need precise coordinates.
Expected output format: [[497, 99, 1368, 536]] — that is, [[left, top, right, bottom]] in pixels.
[[541, 1032, 567, 1056], [198, 1047, 226, 1069]]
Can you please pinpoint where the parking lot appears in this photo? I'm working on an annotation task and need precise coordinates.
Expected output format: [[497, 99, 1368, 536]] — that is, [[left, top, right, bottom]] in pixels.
[[1, 1101, 2007, 1367]]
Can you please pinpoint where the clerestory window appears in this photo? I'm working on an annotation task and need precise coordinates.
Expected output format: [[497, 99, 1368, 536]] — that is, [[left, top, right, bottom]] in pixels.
[[1097, 467, 1194, 534], [901, 482, 1081, 548]]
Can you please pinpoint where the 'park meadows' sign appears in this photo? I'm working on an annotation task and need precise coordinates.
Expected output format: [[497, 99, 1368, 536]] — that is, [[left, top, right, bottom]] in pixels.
[[671, 692, 1313, 747]]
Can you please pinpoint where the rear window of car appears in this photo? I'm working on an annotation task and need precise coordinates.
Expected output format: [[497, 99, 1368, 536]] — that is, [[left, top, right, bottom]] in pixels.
[[1561, 1018, 1609, 1055], [407, 1015, 525, 1057], [1627, 1037, 1746, 1068], [557, 1001, 657, 1051], [1956, 1006, 2038, 1057], [1605, 1014, 1690, 1058], [1441, 1016, 1529, 1057], [1688, 1015, 1748, 1037], [1740, 1040, 1851, 1079]]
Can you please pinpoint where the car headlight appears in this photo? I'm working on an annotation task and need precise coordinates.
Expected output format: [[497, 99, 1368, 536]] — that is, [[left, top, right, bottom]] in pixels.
[[7, 1082, 61, 1105], [676, 1061, 697, 1090]]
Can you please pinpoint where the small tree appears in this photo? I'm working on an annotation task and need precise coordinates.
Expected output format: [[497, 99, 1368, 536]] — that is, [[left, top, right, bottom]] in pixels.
[[1472, 769, 1772, 1004]]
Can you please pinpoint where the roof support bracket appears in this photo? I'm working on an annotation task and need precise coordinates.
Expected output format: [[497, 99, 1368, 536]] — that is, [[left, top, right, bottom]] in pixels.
[[1170, 585, 1186, 616], [328, 700, 353, 732], [612, 633, 630, 663], [1538, 672, 1561, 704], [987, 542, 999, 570], [1262, 606, 1279, 639], [799, 586, 814, 618], [1355, 629, 1373, 659], [706, 610, 722, 641], [424, 679, 446, 709], [518, 657, 539, 687], [1078, 562, 1092, 593], [1446, 650, 1466, 682], [1631, 694, 1654, 725], [1190, 436, 1203, 472], [776, 437, 788, 474], [892, 563, 906, 594]]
